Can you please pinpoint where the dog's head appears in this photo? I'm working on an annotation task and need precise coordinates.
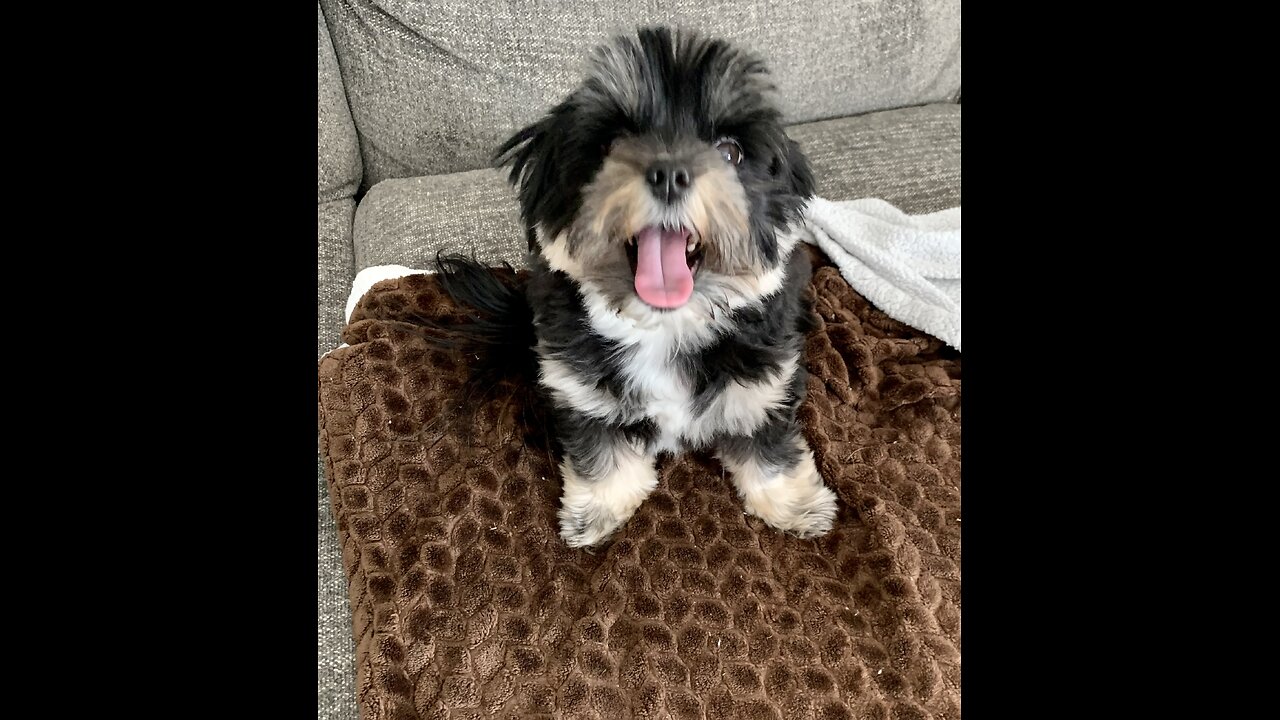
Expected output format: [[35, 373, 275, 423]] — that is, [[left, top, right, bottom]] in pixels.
[[496, 27, 814, 316]]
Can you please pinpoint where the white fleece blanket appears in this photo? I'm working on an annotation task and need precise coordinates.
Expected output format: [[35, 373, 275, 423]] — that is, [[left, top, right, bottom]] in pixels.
[[333, 197, 961, 354], [800, 198, 961, 351]]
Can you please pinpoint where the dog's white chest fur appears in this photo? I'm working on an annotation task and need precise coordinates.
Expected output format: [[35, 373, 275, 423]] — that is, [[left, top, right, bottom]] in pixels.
[[622, 336, 699, 452], [537, 285, 798, 454]]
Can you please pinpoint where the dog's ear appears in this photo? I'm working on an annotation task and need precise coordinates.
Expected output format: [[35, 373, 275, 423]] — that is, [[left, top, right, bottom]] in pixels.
[[494, 115, 558, 251], [754, 135, 816, 266], [780, 136, 815, 202], [494, 116, 551, 187]]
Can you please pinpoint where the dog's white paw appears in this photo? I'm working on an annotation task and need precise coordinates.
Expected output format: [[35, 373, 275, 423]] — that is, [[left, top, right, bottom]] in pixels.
[[558, 505, 628, 548], [556, 453, 657, 548], [727, 445, 838, 539]]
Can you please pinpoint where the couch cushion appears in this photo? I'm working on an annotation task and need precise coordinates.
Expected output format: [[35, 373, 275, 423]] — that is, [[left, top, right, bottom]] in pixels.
[[788, 104, 961, 215], [352, 103, 961, 272], [353, 168, 522, 272], [319, 0, 961, 186]]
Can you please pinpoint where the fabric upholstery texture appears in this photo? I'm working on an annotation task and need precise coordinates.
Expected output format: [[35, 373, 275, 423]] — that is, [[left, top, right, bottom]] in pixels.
[[318, 0, 363, 354], [321, 456, 360, 720], [786, 105, 961, 216], [318, 1, 363, 204], [318, 0, 961, 186], [317, 253, 961, 719], [320, 199, 359, 356], [319, 5, 363, 718], [351, 103, 961, 273], [353, 168, 524, 274]]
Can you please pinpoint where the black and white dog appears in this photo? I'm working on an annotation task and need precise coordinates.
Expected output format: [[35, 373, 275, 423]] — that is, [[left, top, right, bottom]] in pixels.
[[436, 27, 837, 547]]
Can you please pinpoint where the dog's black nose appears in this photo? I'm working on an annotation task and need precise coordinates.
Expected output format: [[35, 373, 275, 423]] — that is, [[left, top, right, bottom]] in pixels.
[[645, 163, 691, 204]]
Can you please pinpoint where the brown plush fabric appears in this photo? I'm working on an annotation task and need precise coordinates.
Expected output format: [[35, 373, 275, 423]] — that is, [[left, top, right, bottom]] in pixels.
[[318, 250, 961, 719]]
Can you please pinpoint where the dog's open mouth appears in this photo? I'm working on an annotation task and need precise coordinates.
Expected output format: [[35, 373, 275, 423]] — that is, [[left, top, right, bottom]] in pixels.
[[625, 225, 703, 309]]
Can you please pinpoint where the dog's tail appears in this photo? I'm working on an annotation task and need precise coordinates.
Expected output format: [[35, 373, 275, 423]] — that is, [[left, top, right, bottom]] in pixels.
[[426, 253, 537, 390], [420, 253, 564, 469], [417, 252, 547, 440]]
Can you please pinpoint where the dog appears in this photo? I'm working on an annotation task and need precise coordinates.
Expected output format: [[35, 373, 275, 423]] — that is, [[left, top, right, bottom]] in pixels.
[[434, 26, 838, 547]]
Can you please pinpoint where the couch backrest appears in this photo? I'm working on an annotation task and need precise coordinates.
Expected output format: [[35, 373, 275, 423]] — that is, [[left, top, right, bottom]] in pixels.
[[319, 0, 961, 189]]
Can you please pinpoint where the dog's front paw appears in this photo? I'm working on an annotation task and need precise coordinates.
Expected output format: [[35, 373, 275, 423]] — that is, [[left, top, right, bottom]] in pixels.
[[555, 454, 657, 548], [557, 504, 627, 548], [740, 453, 838, 539]]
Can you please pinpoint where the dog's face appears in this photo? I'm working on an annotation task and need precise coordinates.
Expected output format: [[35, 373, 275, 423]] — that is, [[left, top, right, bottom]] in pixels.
[[497, 27, 814, 315]]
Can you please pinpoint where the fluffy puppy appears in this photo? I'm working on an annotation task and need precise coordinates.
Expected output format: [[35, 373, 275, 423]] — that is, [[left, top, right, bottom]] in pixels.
[[436, 26, 837, 547]]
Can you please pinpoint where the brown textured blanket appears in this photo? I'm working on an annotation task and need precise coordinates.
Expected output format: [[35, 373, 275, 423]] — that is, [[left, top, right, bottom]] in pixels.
[[318, 250, 961, 720]]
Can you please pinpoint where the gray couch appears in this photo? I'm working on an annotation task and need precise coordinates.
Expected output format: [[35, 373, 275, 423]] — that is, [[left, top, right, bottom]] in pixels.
[[317, 2, 960, 717]]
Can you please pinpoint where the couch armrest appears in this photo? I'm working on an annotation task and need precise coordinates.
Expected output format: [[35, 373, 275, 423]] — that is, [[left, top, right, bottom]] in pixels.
[[318, 1, 362, 354], [319, 199, 357, 355], [318, 2, 361, 204]]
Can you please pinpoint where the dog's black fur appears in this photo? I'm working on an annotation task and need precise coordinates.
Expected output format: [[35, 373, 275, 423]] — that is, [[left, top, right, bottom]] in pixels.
[[431, 27, 836, 546]]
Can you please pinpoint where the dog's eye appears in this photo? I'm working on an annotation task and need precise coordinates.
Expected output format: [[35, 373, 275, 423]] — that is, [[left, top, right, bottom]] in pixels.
[[715, 138, 743, 165]]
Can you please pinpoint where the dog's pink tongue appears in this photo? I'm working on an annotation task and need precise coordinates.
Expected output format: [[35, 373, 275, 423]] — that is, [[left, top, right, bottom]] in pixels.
[[634, 227, 693, 308]]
